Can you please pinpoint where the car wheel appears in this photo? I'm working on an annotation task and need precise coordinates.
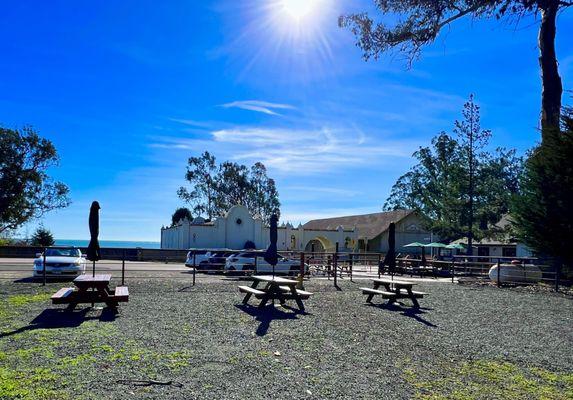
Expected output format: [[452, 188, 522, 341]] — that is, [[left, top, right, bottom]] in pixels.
[[289, 265, 300, 276]]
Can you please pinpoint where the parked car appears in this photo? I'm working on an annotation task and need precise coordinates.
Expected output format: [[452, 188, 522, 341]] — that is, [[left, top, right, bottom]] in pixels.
[[184, 250, 213, 268], [224, 252, 305, 275], [198, 251, 231, 273], [33, 247, 86, 279], [489, 261, 543, 284]]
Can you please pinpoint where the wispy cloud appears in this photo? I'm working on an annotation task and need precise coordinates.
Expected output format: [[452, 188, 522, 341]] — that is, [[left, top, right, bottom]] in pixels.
[[221, 100, 295, 116], [169, 118, 214, 129], [149, 125, 416, 175]]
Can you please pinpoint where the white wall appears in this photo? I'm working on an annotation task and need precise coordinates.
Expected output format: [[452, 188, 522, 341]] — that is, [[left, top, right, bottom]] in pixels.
[[161, 205, 358, 251]]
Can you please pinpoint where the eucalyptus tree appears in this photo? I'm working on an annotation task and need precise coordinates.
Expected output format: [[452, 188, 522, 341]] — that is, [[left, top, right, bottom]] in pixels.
[[340, 0, 572, 138], [0, 126, 70, 234], [177, 151, 218, 220], [178, 154, 281, 223]]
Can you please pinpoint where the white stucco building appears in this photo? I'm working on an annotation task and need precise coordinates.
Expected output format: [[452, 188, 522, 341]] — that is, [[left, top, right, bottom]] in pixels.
[[160, 205, 359, 251]]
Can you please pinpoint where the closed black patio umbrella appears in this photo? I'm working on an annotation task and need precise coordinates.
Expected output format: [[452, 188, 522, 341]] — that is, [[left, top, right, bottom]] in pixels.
[[86, 201, 101, 276], [264, 214, 279, 277], [382, 222, 396, 277]]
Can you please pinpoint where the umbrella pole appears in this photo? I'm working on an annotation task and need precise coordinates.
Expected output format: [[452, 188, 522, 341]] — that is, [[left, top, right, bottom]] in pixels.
[[92, 260, 95, 308]]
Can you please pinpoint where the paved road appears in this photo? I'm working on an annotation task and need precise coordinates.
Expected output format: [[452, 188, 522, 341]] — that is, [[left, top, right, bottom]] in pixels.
[[0, 257, 452, 284], [0, 258, 190, 280]]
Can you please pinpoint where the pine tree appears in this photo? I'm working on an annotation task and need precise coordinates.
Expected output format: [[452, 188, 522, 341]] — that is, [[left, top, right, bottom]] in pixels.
[[31, 225, 55, 247], [512, 107, 573, 268]]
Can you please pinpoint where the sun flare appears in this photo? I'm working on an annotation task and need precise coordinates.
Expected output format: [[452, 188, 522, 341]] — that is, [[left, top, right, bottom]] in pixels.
[[281, 0, 318, 20]]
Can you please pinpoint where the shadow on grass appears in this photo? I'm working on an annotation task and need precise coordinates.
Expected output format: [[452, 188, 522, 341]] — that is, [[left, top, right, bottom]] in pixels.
[[235, 304, 308, 336], [0, 307, 117, 339], [367, 302, 437, 328]]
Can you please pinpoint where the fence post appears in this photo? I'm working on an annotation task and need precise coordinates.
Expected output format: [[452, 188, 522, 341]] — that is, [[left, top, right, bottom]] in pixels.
[[349, 253, 353, 282], [193, 252, 196, 286], [555, 261, 560, 292], [300, 252, 305, 276], [451, 260, 455, 284], [42, 247, 47, 286], [377, 253, 381, 278], [333, 243, 338, 287], [121, 249, 125, 286], [496, 260, 501, 287]]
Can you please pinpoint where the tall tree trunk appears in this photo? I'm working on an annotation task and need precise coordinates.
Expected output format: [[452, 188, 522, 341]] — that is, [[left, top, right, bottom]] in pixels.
[[539, 1, 562, 139]]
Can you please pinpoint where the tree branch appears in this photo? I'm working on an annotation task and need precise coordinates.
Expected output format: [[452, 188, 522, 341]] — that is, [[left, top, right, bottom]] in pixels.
[[435, 2, 489, 31]]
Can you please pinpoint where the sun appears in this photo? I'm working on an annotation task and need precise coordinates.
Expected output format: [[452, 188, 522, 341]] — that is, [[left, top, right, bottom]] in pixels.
[[281, 0, 318, 20]]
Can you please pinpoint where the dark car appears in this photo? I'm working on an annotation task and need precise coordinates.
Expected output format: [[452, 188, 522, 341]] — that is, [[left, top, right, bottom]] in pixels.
[[200, 251, 231, 274]]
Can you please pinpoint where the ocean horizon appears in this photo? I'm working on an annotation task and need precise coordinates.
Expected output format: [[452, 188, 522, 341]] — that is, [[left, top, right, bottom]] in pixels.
[[55, 239, 160, 249]]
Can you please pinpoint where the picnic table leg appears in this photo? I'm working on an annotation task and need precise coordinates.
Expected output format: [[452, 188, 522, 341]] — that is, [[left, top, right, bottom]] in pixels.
[[243, 280, 260, 304], [65, 289, 83, 311], [366, 282, 380, 303], [407, 288, 420, 308], [288, 285, 305, 312]]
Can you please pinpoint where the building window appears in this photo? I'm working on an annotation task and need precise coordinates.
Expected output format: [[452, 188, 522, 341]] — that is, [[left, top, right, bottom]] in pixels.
[[236, 218, 242, 225], [290, 235, 296, 249], [502, 247, 516, 257]]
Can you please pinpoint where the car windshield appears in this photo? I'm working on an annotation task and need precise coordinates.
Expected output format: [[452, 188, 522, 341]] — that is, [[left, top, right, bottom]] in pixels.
[[44, 248, 81, 257], [239, 252, 258, 258]]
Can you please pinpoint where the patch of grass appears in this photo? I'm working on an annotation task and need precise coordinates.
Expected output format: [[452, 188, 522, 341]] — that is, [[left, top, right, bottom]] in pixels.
[[7, 293, 52, 307], [1, 292, 52, 330], [0, 366, 69, 400], [404, 359, 573, 400]]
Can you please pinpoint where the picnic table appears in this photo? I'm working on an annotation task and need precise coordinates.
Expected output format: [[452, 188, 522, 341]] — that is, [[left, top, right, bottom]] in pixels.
[[360, 278, 426, 308], [51, 274, 129, 310], [238, 275, 313, 312]]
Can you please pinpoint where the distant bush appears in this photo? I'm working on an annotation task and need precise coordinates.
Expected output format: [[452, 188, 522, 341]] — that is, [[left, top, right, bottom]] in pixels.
[[244, 240, 256, 250]]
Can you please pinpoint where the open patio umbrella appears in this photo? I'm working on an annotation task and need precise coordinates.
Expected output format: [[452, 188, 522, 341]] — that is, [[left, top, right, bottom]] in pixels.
[[446, 243, 466, 256], [425, 242, 447, 248], [264, 214, 279, 277], [86, 201, 101, 276], [382, 222, 396, 276], [403, 242, 424, 248], [424, 242, 447, 258], [403, 241, 427, 265]]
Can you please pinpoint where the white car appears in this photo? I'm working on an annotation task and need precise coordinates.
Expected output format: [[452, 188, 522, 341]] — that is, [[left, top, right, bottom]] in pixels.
[[224, 251, 305, 275], [185, 250, 213, 268], [489, 262, 543, 284], [33, 247, 86, 278]]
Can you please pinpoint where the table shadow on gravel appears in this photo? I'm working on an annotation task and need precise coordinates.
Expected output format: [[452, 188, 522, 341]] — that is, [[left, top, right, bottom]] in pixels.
[[367, 303, 437, 328], [235, 304, 309, 336], [0, 306, 117, 338]]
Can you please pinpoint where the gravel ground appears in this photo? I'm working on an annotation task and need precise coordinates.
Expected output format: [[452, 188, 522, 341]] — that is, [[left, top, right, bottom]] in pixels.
[[1, 275, 572, 399]]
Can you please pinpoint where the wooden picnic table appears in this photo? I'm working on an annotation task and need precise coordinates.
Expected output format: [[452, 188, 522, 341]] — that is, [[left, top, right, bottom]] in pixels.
[[360, 278, 426, 308], [238, 275, 313, 312], [51, 274, 129, 310]]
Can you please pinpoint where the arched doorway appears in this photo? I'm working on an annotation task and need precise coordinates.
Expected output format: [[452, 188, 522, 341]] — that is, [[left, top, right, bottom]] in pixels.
[[304, 236, 334, 252]]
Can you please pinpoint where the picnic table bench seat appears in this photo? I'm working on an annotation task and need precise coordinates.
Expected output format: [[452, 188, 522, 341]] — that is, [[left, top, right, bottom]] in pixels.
[[238, 285, 266, 298], [51, 287, 75, 304], [360, 287, 397, 299], [395, 288, 427, 297], [278, 285, 314, 299], [111, 286, 129, 302]]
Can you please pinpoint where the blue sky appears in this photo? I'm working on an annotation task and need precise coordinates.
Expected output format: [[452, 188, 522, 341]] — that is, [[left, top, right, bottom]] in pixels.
[[1, 1, 572, 241]]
